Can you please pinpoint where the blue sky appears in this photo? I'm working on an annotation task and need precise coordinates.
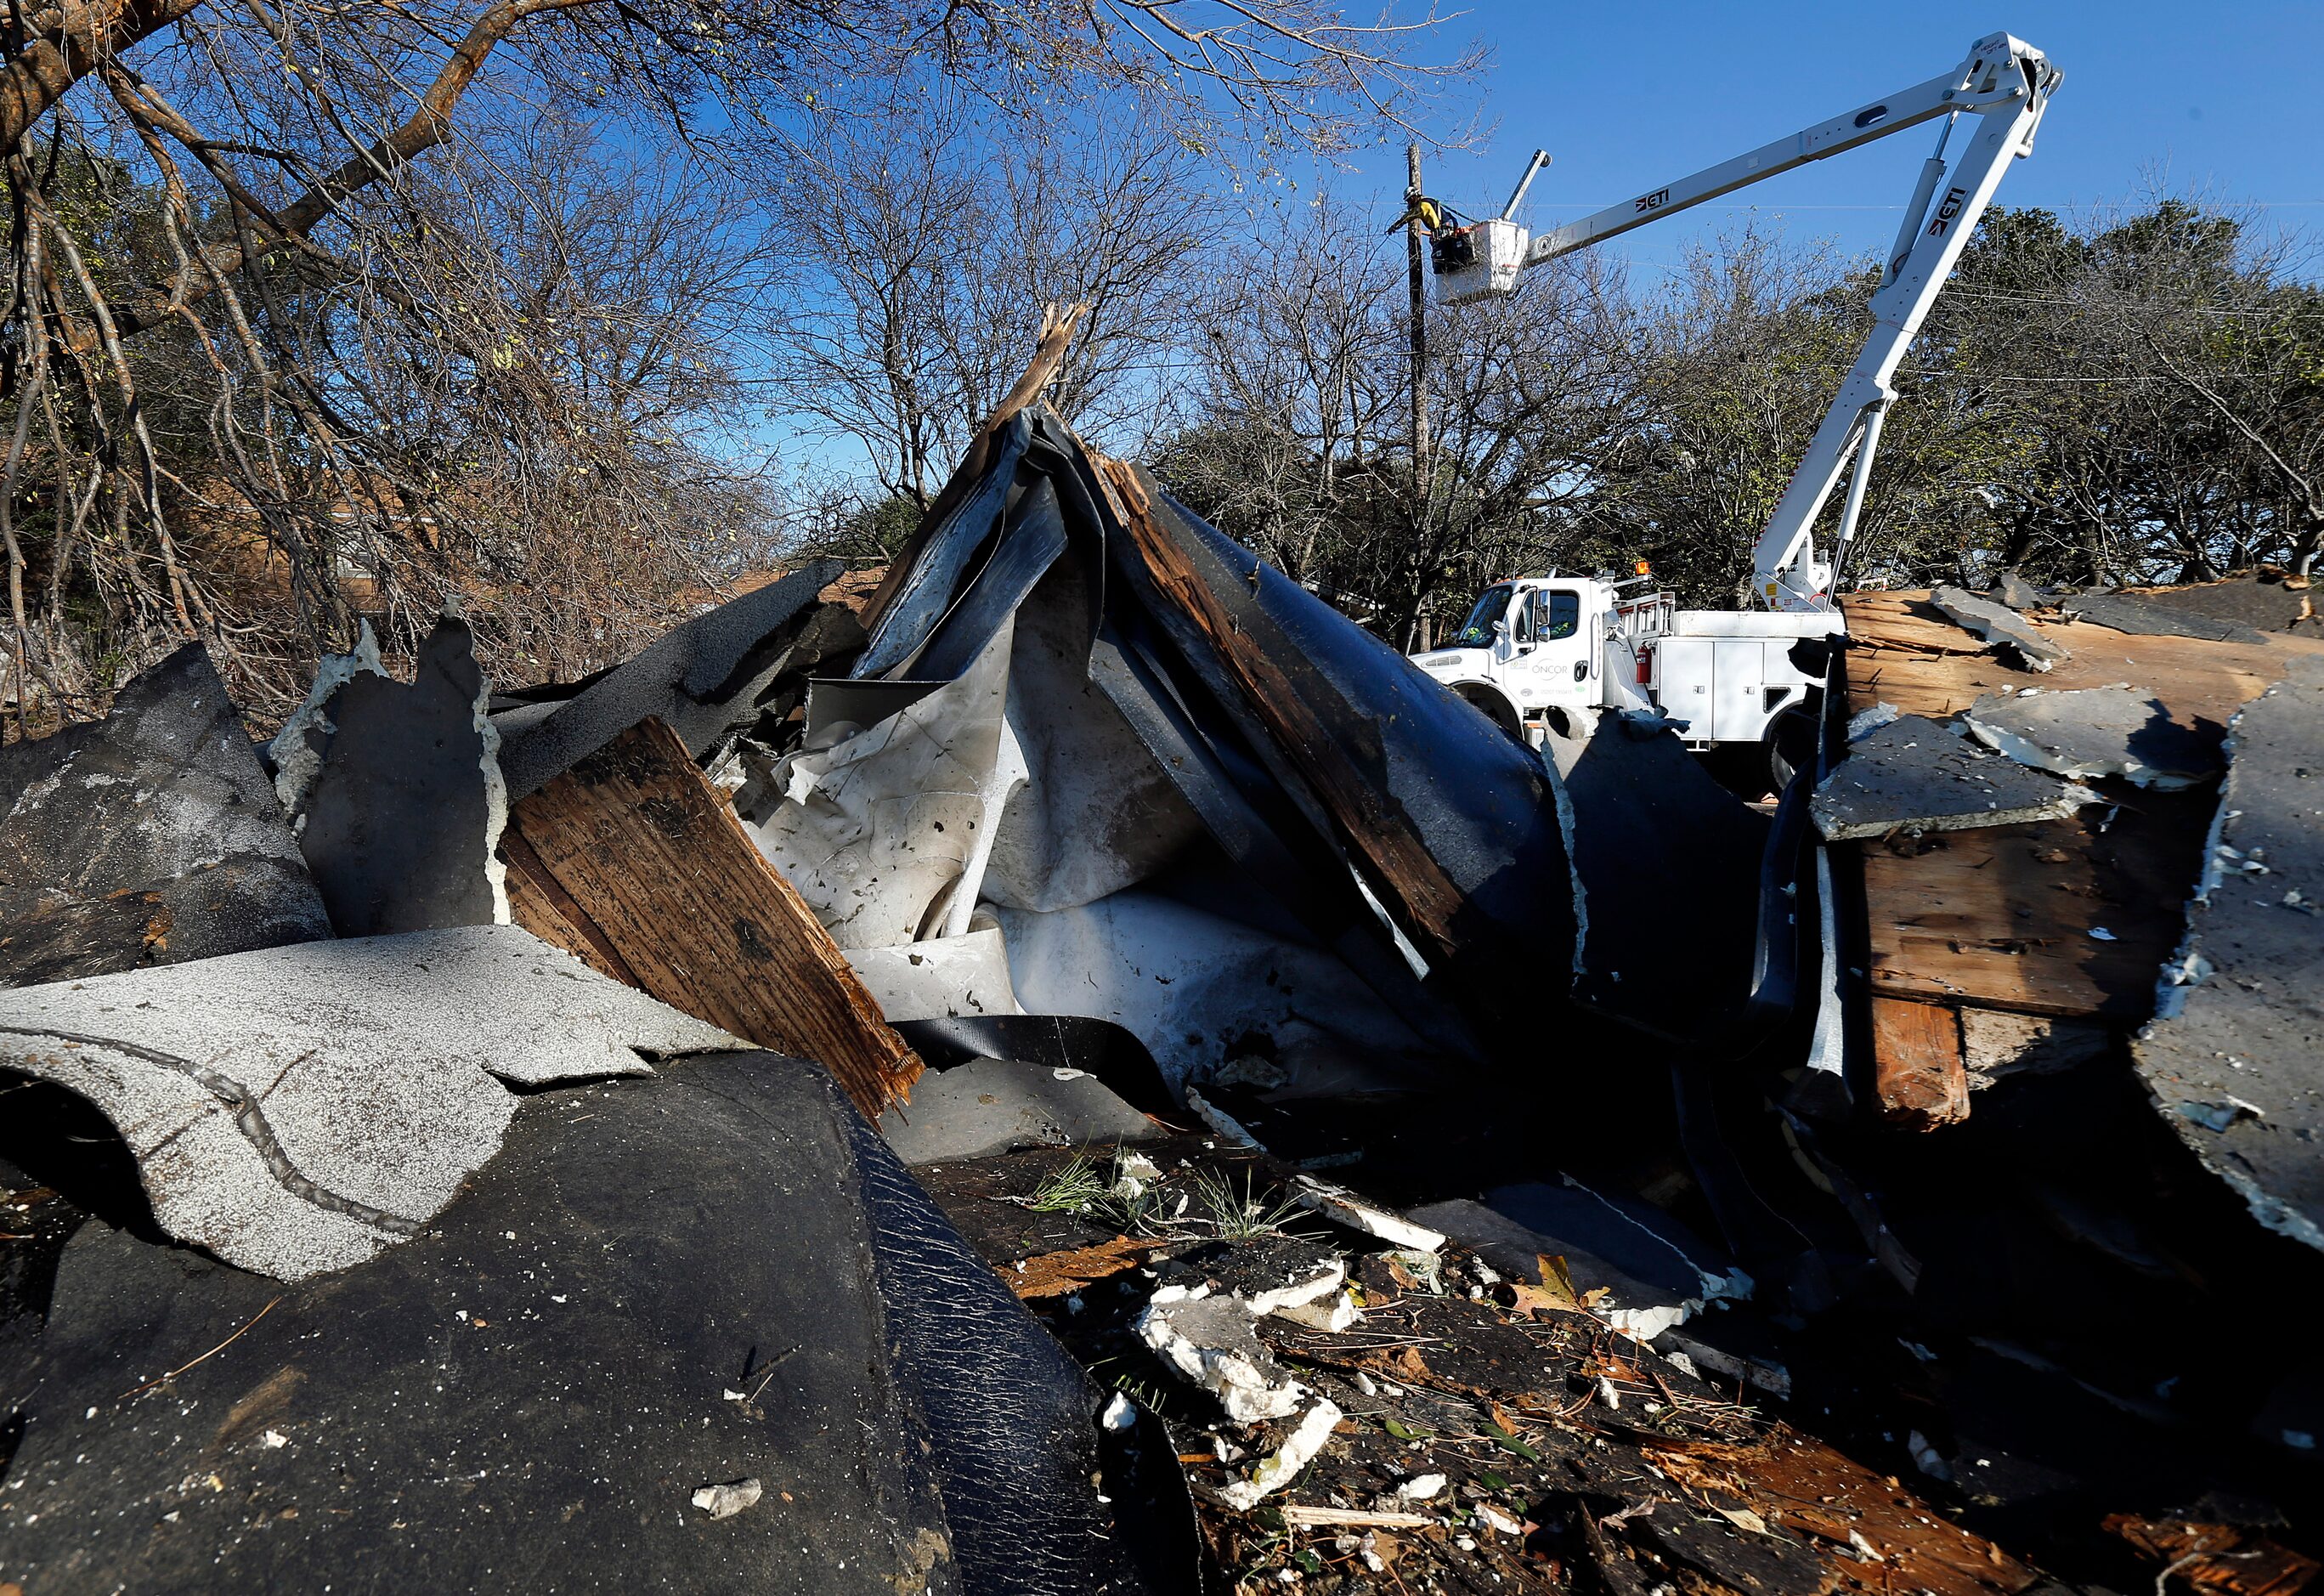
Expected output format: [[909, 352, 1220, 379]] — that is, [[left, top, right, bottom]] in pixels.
[[1329, 1, 2323, 278]]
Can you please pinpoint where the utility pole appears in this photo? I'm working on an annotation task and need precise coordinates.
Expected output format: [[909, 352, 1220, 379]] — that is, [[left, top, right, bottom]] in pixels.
[[1404, 143, 1430, 490]]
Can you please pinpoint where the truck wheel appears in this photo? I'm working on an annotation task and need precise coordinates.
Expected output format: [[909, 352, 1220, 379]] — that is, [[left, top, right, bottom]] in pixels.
[[1454, 684, 1524, 743]]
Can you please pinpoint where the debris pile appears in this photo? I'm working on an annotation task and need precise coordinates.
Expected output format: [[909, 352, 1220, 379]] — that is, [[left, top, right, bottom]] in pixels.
[[6, 387, 2321, 1595]]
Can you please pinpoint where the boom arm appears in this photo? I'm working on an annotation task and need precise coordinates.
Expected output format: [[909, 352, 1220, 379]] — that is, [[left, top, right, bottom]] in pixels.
[[1439, 32, 2061, 612]]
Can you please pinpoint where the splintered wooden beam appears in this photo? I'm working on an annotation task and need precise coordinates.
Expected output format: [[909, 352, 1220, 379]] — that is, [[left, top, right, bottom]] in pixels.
[[1094, 456, 1474, 972], [1870, 996, 1969, 1129], [500, 716, 920, 1122]]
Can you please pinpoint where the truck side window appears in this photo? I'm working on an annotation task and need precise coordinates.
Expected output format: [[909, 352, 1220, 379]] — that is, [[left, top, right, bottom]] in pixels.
[[1538, 589, 1580, 642]]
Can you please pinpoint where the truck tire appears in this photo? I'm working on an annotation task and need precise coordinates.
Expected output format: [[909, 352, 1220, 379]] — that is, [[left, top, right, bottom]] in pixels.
[[1453, 683, 1524, 742]]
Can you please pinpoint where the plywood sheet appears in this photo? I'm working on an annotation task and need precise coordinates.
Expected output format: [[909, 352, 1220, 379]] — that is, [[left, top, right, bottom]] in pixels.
[[1858, 790, 2213, 1019]]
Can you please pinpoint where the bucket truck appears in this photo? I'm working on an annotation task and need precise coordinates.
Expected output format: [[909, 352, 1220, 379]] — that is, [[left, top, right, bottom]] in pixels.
[[1407, 32, 2061, 779]]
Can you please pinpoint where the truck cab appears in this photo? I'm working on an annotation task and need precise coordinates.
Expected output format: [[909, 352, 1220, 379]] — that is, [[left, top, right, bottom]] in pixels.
[[1419, 579, 1607, 739]]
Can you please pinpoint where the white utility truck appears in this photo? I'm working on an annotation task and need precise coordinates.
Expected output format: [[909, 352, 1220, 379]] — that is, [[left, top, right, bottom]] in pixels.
[[1407, 32, 2061, 778]]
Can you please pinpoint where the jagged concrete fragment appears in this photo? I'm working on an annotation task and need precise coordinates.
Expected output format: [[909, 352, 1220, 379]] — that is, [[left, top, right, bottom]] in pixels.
[[1993, 572, 2046, 612], [879, 1057, 1158, 1165], [1962, 685, 2222, 791], [275, 614, 509, 935], [0, 925, 738, 1278], [1812, 715, 2099, 840], [2062, 591, 2268, 645], [495, 557, 845, 799], [1930, 586, 2070, 670], [1137, 1286, 1307, 1422], [1, 642, 329, 988], [2135, 657, 2324, 1252]]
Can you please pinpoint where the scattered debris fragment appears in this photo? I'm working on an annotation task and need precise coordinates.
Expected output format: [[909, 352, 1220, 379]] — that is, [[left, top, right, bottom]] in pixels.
[[1216, 1396, 1343, 1511], [1993, 571, 2046, 612], [692, 1478, 764, 1520], [1292, 1174, 1445, 1252], [1812, 714, 2098, 840], [1136, 1285, 1308, 1422], [1930, 584, 2071, 669], [1962, 683, 2222, 790]]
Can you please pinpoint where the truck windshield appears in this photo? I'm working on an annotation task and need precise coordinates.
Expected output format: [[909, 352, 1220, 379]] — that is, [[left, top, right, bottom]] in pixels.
[[1453, 585, 1515, 648]]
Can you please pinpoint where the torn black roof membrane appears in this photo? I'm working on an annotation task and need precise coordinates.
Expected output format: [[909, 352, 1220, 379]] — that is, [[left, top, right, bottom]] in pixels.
[[3, 1053, 1189, 1594], [0, 642, 330, 988]]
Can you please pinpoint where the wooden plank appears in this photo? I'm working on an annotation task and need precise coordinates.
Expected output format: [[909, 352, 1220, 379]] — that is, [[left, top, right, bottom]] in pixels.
[[1839, 590, 2319, 725], [501, 826, 640, 985], [1871, 997, 1968, 1129], [501, 717, 920, 1122], [1858, 789, 2212, 1019]]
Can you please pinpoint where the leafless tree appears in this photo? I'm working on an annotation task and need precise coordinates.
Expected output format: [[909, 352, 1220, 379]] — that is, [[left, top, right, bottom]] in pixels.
[[759, 89, 1227, 511], [0, 0, 1473, 729]]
